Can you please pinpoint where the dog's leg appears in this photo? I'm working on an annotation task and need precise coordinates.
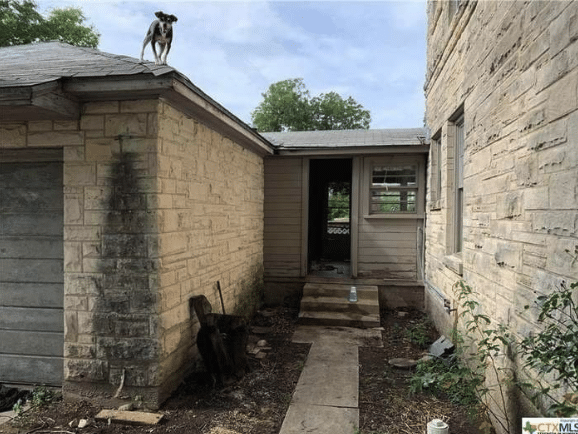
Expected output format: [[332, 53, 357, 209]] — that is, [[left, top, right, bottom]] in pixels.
[[140, 36, 150, 62], [151, 41, 160, 65], [162, 42, 172, 65]]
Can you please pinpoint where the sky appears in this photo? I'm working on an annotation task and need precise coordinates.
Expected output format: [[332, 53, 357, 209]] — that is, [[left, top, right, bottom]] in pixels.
[[37, 0, 427, 130]]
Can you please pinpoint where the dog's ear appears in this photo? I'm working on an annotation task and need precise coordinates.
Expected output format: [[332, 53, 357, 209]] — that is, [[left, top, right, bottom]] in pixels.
[[154, 11, 164, 18], [169, 14, 178, 23]]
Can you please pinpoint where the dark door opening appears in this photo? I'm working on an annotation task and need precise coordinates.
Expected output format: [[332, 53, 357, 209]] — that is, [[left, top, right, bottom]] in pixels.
[[308, 159, 352, 276]]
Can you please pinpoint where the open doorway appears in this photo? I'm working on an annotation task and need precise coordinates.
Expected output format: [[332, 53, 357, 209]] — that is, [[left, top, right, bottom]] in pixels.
[[308, 158, 352, 277]]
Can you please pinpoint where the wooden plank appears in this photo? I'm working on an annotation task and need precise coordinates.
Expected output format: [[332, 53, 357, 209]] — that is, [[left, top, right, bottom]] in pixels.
[[0, 355, 63, 385], [0, 258, 63, 283], [0, 214, 62, 236], [0, 282, 63, 308], [0, 237, 63, 259], [0, 330, 63, 356], [0, 306, 63, 332], [358, 248, 416, 256], [358, 239, 416, 249], [358, 256, 416, 264], [95, 410, 164, 426], [264, 238, 301, 248]]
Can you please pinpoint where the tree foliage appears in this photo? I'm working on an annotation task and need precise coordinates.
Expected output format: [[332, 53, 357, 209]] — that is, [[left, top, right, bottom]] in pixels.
[[251, 78, 371, 132], [0, 0, 99, 48]]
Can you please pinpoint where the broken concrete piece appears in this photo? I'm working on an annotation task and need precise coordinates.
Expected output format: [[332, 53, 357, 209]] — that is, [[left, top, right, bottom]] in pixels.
[[388, 358, 417, 369], [256, 339, 268, 347], [95, 410, 164, 425], [118, 402, 135, 411], [251, 326, 272, 334], [429, 335, 454, 358]]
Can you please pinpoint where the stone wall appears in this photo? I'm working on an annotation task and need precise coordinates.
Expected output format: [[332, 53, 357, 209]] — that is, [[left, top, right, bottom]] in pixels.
[[61, 100, 162, 406], [0, 97, 265, 408], [154, 101, 264, 403], [424, 0, 578, 426]]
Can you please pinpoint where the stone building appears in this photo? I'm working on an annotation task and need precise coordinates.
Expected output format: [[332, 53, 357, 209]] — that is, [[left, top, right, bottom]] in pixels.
[[0, 42, 271, 408], [424, 0, 578, 427], [0, 42, 427, 408]]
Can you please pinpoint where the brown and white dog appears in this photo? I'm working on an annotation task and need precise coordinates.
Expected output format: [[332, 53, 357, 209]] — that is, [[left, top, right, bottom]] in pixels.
[[140, 11, 178, 65]]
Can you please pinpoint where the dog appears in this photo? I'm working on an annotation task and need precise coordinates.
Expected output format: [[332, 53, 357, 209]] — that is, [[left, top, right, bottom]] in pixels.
[[140, 11, 178, 65]]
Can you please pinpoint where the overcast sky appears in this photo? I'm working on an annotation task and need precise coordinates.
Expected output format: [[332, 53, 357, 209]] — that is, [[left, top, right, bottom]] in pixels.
[[37, 0, 427, 129]]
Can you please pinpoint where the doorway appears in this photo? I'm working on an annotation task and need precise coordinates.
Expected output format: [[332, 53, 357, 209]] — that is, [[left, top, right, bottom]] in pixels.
[[308, 158, 352, 277]]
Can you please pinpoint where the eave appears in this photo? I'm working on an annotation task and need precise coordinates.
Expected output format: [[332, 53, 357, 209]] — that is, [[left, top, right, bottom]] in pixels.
[[63, 73, 274, 157], [272, 144, 430, 157], [0, 81, 80, 121]]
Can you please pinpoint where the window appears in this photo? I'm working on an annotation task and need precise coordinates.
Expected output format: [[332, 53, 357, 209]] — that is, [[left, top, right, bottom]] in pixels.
[[453, 115, 464, 253], [429, 131, 442, 210], [370, 165, 418, 214]]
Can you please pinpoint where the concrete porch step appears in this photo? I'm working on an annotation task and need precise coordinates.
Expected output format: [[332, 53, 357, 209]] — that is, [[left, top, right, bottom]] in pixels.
[[303, 283, 379, 300], [300, 296, 380, 315], [298, 311, 381, 328], [299, 283, 380, 328]]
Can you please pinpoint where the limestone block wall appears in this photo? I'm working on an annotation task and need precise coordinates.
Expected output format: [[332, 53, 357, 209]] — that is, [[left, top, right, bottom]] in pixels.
[[1, 97, 265, 408], [424, 0, 578, 424], [61, 100, 161, 406], [155, 101, 264, 402]]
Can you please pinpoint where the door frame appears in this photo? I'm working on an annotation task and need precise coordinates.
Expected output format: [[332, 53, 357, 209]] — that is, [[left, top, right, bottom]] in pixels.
[[300, 156, 360, 278]]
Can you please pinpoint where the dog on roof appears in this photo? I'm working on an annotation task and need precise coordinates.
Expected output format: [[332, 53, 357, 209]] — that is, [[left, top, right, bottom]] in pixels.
[[140, 11, 178, 65]]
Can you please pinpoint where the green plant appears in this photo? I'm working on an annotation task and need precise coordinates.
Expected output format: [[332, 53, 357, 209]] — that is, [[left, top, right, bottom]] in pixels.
[[452, 280, 514, 434], [12, 399, 24, 417], [30, 385, 58, 408], [519, 281, 578, 416], [410, 281, 513, 433], [405, 317, 434, 348], [410, 356, 481, 414]]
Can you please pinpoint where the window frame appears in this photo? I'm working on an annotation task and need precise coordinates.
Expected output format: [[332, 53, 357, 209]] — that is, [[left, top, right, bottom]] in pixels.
[[362, 156, 425, 219], [441, 107, 465, 276], [429, 130, 442, 210]]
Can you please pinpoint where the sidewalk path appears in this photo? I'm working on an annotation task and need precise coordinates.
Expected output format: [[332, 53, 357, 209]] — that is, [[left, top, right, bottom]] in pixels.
[[279, 325, 383, 434]]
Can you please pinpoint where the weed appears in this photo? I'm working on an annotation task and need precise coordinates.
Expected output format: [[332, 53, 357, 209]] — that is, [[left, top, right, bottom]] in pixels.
[[30, 385, 58, 408], [410, 356, 480, 414], [11, 399, 24, 417], [519, 281, 578, 416], [405, 317, 434, 348], [410, 281, 514, 434]]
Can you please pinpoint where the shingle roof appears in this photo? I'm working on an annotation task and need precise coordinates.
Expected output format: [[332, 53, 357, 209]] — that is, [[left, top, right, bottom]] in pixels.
[[0, 41, 174, 87], [262, 128, 427, 149]]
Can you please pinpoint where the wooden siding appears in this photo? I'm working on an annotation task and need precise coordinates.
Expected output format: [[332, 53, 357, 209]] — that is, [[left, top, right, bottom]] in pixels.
[[264, 158, 303, 278], [357, 218, 420, 279], [0, 161, 64, 385]]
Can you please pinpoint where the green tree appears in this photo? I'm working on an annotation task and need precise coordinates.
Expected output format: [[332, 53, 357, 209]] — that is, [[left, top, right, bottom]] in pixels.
[[0, 0, 99, 47], [310, 92, 371, 130], [251, 78, 371, 132]]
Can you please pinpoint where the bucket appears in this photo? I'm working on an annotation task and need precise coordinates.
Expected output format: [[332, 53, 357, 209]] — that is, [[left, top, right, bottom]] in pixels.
[[427, 419, 449, 434]]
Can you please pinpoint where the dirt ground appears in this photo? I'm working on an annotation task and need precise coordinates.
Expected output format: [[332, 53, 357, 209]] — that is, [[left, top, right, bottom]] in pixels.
[[2, 307, 484, 434]]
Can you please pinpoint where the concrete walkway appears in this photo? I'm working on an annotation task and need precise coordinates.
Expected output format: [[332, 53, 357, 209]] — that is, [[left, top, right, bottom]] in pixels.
[[279, 325, 383, 434]]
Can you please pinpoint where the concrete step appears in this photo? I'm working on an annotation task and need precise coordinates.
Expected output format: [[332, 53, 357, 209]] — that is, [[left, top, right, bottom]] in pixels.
[[303, 283, 379, 300], [300, 295, 380, 315], [299, 283, 381, 328], [298, 311, 381, 328]]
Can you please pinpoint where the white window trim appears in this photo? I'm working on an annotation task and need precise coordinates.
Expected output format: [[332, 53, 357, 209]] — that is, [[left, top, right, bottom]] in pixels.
[[362, 156, 425, 219], [442, 109, 465, 276]]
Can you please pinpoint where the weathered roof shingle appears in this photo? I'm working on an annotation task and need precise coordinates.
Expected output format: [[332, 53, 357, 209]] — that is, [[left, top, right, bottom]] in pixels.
[[262, 128, 427, 149], [0, 41, 173, 87]]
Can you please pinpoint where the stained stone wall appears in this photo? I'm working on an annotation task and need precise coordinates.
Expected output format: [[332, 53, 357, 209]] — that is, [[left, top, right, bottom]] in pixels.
[[0, 98, 265, 408], [154, 101, 264, 404], [424, 0, 578, 427]]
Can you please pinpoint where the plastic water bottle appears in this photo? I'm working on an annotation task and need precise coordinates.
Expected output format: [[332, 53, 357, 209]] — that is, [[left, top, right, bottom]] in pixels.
[[348, 286, 358, 303]]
